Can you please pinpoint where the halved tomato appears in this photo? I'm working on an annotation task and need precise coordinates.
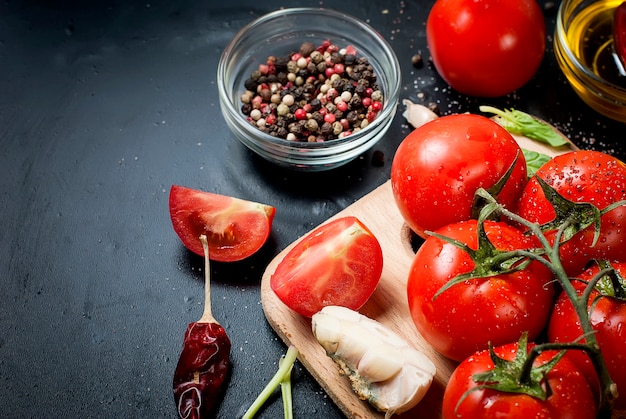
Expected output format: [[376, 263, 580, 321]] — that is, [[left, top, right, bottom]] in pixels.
[[169, 185, 275, 262], [270, 216, 383, 318]]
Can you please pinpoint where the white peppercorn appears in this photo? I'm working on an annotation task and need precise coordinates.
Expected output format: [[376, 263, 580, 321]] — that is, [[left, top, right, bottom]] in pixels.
[[239, 40, 384, 142]]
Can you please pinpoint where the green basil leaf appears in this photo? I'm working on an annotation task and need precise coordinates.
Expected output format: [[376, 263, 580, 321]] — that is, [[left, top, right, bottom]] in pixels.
[[480, 105, 569, 148], [522, 149, 551, 179]]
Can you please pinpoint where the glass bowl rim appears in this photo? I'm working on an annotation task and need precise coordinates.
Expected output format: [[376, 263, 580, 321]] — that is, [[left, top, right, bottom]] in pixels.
[[216, 7, 401, 151]]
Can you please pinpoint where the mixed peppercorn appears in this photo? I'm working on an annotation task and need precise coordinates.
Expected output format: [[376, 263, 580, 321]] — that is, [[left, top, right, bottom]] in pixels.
[[240, 40, 384, 142]]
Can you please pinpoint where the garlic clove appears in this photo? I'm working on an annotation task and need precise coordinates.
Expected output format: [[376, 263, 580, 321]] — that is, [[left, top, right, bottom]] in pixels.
[[401, 99, 438, 129], [312, 306, 436, 417], [357, 347, 404, 383]]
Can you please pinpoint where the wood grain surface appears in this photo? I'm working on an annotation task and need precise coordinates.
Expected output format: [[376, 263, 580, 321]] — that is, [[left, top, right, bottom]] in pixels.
[[260, 133, 579, 418]]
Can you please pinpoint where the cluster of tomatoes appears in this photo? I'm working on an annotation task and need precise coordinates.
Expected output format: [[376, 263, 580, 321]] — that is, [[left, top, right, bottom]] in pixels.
[[391, 113, 626, 417], [168, 112, 626, 417]]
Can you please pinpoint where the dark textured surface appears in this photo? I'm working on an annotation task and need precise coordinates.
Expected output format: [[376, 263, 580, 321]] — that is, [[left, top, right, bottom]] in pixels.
[[1, 0, 624, 417]]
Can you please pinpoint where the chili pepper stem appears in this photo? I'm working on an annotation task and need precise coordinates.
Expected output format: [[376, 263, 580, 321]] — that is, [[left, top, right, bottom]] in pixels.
[[199, 234, 217, 324]]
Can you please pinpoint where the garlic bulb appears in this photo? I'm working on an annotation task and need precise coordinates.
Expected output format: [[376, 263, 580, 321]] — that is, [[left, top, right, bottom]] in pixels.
[[312, 306, 436, 418]]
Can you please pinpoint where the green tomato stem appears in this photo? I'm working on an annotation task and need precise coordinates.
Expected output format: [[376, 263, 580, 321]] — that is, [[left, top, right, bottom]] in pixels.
[[242, 345, 299, 419], [492, 195, 617, 417]]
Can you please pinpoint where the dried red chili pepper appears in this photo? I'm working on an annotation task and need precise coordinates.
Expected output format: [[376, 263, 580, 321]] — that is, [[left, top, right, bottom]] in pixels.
[[173, 235, 231, 418]]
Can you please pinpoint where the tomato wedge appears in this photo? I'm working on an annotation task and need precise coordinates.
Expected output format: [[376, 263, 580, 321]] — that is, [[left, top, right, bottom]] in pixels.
[[169, 185, 275, 262], [270, 216, 383, 318]]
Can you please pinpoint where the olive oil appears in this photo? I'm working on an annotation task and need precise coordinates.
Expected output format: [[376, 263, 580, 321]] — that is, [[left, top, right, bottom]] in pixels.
[[565, 0, 626, 88]]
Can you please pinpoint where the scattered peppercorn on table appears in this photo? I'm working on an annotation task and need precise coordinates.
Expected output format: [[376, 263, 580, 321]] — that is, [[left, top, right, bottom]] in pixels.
[[2, 0, 626, 418]]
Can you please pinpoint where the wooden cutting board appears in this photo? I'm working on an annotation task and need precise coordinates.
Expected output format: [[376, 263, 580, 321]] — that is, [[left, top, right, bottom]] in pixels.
[[260, 133, 578, 418]]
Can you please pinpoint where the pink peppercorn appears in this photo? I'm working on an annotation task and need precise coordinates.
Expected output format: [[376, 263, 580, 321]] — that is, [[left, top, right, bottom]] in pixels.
[[345, 45, 357, 55], [240, 40, 383, 142], [294, 108, 307, 120], [251, 95, 263, 108]]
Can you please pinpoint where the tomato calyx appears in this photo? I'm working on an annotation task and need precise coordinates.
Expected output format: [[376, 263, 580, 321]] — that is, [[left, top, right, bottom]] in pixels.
[[533, 176, 626, 248], [533, 176, 603, 246], [459, 333, 564, 407], [457, 332, 609, 417], [588, 260, 626, 302], [431, 204, 539, 299], [470, 151, 521, 221]]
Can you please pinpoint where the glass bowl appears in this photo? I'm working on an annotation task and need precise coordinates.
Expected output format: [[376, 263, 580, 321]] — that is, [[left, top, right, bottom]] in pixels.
[[554, 0, 626, 123], [217, 8, 401, 171]]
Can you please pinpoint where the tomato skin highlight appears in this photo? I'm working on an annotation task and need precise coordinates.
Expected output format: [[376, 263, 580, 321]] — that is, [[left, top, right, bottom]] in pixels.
[[169, 185, 275, 262], [391, 114, 527, 239], [517, 150, 626, 275], [442, 341, 597, 419], [547, 262, 626, 410], [407, 220, 553, 362], [270, 216, 383, 318], [426, 0, 546, 97]]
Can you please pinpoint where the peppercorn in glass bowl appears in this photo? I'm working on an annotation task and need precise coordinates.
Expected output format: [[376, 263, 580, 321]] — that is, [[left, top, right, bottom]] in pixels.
[[217, 8, 401, 171]]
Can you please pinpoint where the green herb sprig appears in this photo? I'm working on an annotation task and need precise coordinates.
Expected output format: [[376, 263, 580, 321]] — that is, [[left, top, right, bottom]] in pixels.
[[480, 105, 569, 148]]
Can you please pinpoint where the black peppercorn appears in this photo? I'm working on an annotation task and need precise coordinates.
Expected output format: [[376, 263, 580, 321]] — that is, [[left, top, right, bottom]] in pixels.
[[299, 41, 316, 57], [239, 40, 384, 142]]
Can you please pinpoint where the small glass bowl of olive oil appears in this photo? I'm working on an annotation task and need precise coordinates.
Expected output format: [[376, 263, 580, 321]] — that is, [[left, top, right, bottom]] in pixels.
[[555, 0, 626, 122]]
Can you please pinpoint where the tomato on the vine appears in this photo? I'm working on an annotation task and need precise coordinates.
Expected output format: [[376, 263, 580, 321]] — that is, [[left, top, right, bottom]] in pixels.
[[169, 185, 275, 262], [426, 0, 546, 97], [442, 340, 596, 419], [407, 219, 553, 362], [391, 114, 527, 239], [517, 150, 626, 275], [547, 261, 626, 410], [270, 216, 383, 318]]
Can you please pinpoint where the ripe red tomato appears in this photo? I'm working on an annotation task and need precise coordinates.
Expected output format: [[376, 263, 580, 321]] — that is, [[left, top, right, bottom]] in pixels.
[[547, 262, 626, 409], [517, 150, 626, 275], [391, 114, 527, 239], [407, 219, 553, 362], [426, 0, 546, 97], [169, 185, 275, 262], [270, 216, 383, 318], [442, 341, 596, 419]]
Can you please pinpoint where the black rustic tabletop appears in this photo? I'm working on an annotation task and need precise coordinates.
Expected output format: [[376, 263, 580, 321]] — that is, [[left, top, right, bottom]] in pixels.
[[1, 0, 624, 417]]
